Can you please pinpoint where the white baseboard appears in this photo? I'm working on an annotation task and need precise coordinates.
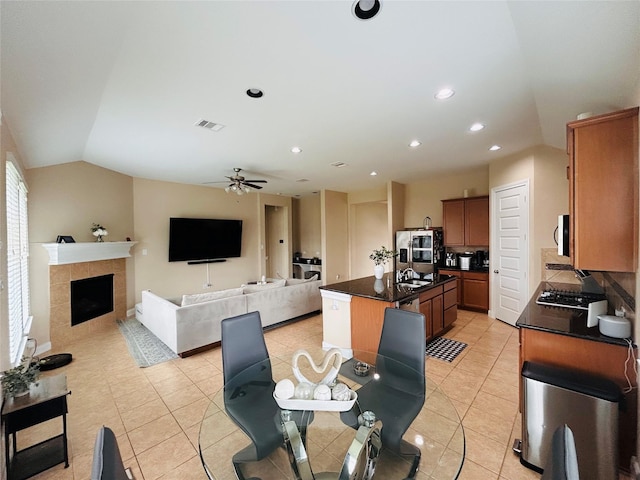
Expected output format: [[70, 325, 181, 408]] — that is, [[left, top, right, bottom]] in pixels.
[[321, 341, 353, 360], [35, 342, 52, 356], [126, 307, 136, 318]]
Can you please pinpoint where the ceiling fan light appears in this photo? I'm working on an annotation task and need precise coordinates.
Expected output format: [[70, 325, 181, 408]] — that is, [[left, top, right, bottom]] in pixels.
[[243, 186, 251, 193], [225, 186, 231, 193]]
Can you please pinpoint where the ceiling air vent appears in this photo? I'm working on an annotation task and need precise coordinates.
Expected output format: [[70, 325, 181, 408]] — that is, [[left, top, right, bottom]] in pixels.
[[296, 178, 309, 183], [194, 119, 225, 132], [330, 162, 348, 168]]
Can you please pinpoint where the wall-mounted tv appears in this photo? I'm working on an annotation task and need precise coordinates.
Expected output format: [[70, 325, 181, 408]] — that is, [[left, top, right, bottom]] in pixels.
[[169, 217, 243, 262]]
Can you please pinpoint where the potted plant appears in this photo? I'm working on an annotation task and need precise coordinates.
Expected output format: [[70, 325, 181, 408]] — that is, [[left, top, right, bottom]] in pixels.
[[1, 357, 40, 397], [91, 223, 109, 242], [369, 246, 397, 279]]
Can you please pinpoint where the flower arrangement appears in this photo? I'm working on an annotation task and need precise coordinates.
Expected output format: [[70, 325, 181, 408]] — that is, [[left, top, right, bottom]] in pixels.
[[91, 223, 108, 242], [369, 246, 397, 266], [1, 357, 39, 397]]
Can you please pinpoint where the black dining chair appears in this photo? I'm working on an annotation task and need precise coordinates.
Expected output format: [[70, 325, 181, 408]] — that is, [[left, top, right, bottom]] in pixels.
[[221, 311, 283, 479], [342, 307, 426, 479], [90, 426, 134, 480]]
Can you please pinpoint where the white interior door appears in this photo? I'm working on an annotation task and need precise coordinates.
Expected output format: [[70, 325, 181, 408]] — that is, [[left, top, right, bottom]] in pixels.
[[491, 181, 529, 326]]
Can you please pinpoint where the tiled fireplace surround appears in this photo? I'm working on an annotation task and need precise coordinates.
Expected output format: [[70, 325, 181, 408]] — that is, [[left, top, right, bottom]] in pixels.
[[49, 258, 127, 346]]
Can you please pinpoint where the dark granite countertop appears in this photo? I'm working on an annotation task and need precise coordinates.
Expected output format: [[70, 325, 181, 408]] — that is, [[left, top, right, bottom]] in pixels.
[[438, 266, 490, 274], [320, 272, 456, 303], [516, 281, 632, 348]]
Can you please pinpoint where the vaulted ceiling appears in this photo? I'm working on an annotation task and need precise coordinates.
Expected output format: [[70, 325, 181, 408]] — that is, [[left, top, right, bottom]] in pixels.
[[2, 1, 638, 196]]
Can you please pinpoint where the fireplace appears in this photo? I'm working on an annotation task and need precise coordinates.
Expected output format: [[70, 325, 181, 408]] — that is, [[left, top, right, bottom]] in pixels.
[[70, 274, 114, 326]]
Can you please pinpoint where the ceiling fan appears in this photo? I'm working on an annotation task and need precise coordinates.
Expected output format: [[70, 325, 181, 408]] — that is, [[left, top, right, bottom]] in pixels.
[[206, 168, 267, 195]]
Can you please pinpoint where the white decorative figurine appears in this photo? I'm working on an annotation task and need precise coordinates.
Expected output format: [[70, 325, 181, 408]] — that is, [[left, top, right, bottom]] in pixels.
[[294, 382, 314, 400], [331, 382, 351, 401], [274, 379, 295, 399], [313, 384, 332, 401]]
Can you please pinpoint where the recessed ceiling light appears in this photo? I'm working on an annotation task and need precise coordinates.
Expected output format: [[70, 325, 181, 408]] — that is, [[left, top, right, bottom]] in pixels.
[[352, 0, 381, 20], [469, 123, 485, 132], [489, 145, 502, 151], [291, 146, 302, 154], [434, 88, 455, 100], [370, 171, 378, 176], [246, 88, 263, 98], [409, 140, 421, 148]]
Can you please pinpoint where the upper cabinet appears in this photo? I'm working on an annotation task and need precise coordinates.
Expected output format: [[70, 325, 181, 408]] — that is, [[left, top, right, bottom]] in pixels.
[[567, 107, 638, 272], [442, 196, 489, 247]]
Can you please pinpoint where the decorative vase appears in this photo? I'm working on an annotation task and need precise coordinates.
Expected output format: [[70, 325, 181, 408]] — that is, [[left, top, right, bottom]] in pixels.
[[96, 235, 104, 242], [13, 386, 30, 397], [373, 279, 384, 293], [374, 264, 384, 279]]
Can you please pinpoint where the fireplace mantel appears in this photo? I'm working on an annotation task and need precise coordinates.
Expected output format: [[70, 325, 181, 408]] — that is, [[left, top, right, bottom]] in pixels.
[[42, 241, 137, 265]]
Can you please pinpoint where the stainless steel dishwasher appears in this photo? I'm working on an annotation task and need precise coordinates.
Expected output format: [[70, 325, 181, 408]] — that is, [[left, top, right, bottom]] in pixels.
[[397, 295, 419, 312]]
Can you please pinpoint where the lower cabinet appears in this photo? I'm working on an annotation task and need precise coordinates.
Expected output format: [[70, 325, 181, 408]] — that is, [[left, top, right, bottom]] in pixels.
[[420, 279, 457, 341], [439, 269, 489, 312]]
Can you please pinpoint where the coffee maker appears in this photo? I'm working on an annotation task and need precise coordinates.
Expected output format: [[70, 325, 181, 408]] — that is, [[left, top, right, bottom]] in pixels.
[[475, 250, 489, 268]]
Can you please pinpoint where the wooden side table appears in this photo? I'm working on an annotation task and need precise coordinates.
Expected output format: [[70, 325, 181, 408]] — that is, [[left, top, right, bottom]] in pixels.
[[2, 374, 71, 480]]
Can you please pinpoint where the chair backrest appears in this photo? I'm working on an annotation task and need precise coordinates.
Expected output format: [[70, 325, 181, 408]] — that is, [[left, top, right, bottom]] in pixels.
[[221, 311, 270, 384], [377, 307, 426, 390], [91, 426, 130, 480]]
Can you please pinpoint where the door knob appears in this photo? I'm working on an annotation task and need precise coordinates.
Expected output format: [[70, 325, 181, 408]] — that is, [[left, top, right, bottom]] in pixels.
[[493, 269, 499, 274]]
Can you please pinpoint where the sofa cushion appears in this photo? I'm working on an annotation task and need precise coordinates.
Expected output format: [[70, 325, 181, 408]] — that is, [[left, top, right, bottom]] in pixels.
[[181, 287, 244, 306], [285, 274, 318, 286], [242, 279, 286, 293]]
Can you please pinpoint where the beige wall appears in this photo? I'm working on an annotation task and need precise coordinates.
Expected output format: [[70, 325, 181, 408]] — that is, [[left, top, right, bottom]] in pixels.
[[132, 177, 262, 300], [350, 201, 388, 279], [294, 195, 321, 259], [404, 166, 490, 229], [26, 161, 135, 348], [259, 193, 293, 279], [321, 190, 349, 284]]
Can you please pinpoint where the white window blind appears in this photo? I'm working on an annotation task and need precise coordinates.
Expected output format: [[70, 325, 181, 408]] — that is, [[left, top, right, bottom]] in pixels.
[[6, 160, 30, 365]]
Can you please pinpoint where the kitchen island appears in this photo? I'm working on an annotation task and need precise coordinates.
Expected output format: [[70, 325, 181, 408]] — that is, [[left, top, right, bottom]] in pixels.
[[516, 281, 636, 471], [320, 273, 457, 361]]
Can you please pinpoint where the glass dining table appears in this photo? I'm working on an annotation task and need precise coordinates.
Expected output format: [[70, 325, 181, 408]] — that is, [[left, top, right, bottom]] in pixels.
[[199, 349, 465, 480]]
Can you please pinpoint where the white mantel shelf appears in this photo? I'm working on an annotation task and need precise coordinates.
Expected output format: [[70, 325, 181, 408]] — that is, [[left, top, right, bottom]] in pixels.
[[42, 241, 137, 265]]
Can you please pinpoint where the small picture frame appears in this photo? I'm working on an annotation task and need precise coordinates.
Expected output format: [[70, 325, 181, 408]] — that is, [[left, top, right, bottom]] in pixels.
[[56, 235, 75, 244]]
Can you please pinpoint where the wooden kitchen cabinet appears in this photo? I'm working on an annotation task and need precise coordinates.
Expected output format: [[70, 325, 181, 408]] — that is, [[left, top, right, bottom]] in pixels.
[[420, 285, 443, 341], [443, 279, 457, 329], [439, 269, 488, 312], [462, 271, 489, 310], [567, 107, 638, 272], [442, 196, 489, 247]]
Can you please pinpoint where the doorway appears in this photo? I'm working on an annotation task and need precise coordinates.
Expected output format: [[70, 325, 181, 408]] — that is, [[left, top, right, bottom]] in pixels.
[[491, 180, 529, 326], [265, 205, 289, 279]]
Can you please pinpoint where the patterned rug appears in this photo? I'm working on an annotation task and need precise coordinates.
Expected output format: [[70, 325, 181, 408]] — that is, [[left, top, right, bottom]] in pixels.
[[117, 318, 178, 368], [425, 337, 468, 362]]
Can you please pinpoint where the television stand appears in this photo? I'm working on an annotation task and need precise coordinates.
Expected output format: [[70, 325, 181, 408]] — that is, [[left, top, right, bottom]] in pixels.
[[187, 259, 227, 265]]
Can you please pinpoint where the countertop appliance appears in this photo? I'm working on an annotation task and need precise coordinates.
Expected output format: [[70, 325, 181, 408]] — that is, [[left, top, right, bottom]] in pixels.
[[395, 228, 444, 277], [445, 252, 457, 267], [459, 252, 473, 270]]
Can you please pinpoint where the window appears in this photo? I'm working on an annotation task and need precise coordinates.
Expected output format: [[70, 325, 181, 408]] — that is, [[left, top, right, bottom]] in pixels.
[[6, 159, 31, 366]]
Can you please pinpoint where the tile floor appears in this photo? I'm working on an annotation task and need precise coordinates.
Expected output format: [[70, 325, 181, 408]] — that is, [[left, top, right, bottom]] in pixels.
[[13, 310, 628, 479]]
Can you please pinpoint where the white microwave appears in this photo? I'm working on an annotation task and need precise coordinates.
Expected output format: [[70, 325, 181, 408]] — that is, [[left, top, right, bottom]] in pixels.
[[557, 214, 570, 257]]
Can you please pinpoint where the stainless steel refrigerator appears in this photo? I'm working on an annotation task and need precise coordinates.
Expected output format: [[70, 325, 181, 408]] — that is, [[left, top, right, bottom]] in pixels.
[[394, 228, 444, 278]]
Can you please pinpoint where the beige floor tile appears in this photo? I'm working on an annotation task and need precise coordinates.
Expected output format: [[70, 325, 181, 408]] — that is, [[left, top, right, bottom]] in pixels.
[[128, 413, 182, 455], [28, 310, 630, 480], [136, 432, 197, 480]]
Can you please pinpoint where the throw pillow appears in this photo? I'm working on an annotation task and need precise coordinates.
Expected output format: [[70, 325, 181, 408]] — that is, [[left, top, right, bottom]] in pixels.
[[285, 274, 318, 286], [181, 287, 244, 306], [243, 278, 286, 293]]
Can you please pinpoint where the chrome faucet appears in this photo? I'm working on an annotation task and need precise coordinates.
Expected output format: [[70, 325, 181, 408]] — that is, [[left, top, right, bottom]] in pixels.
[[396, 267, 415, 283]]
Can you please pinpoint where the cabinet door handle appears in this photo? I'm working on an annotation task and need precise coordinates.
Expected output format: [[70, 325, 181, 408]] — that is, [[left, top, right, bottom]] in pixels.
[[493, 269, 499, 274]]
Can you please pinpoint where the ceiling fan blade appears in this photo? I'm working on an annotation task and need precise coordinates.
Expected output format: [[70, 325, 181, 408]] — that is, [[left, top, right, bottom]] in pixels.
[[243, 179, 267, 183], [243, 182, 264, 190]]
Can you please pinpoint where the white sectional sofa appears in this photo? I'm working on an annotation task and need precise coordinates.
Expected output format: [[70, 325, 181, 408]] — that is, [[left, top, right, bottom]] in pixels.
[[140, 277, 322, 356]]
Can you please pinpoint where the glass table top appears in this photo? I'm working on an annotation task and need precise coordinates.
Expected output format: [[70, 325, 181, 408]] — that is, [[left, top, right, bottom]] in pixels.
[[199, 349, 465, 479]]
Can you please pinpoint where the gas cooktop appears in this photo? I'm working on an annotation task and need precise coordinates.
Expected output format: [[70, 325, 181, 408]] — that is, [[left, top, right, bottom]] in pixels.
[[535, 290, 606, 310]]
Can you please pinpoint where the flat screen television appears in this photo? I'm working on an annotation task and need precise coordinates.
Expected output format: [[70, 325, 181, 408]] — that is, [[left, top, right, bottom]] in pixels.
[[169, 217, 243, 262]]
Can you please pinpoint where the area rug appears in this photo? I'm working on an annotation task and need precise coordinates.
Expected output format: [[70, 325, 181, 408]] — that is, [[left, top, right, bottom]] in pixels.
[[425, 337, 467, 362], [117, 318, 178, 368]]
